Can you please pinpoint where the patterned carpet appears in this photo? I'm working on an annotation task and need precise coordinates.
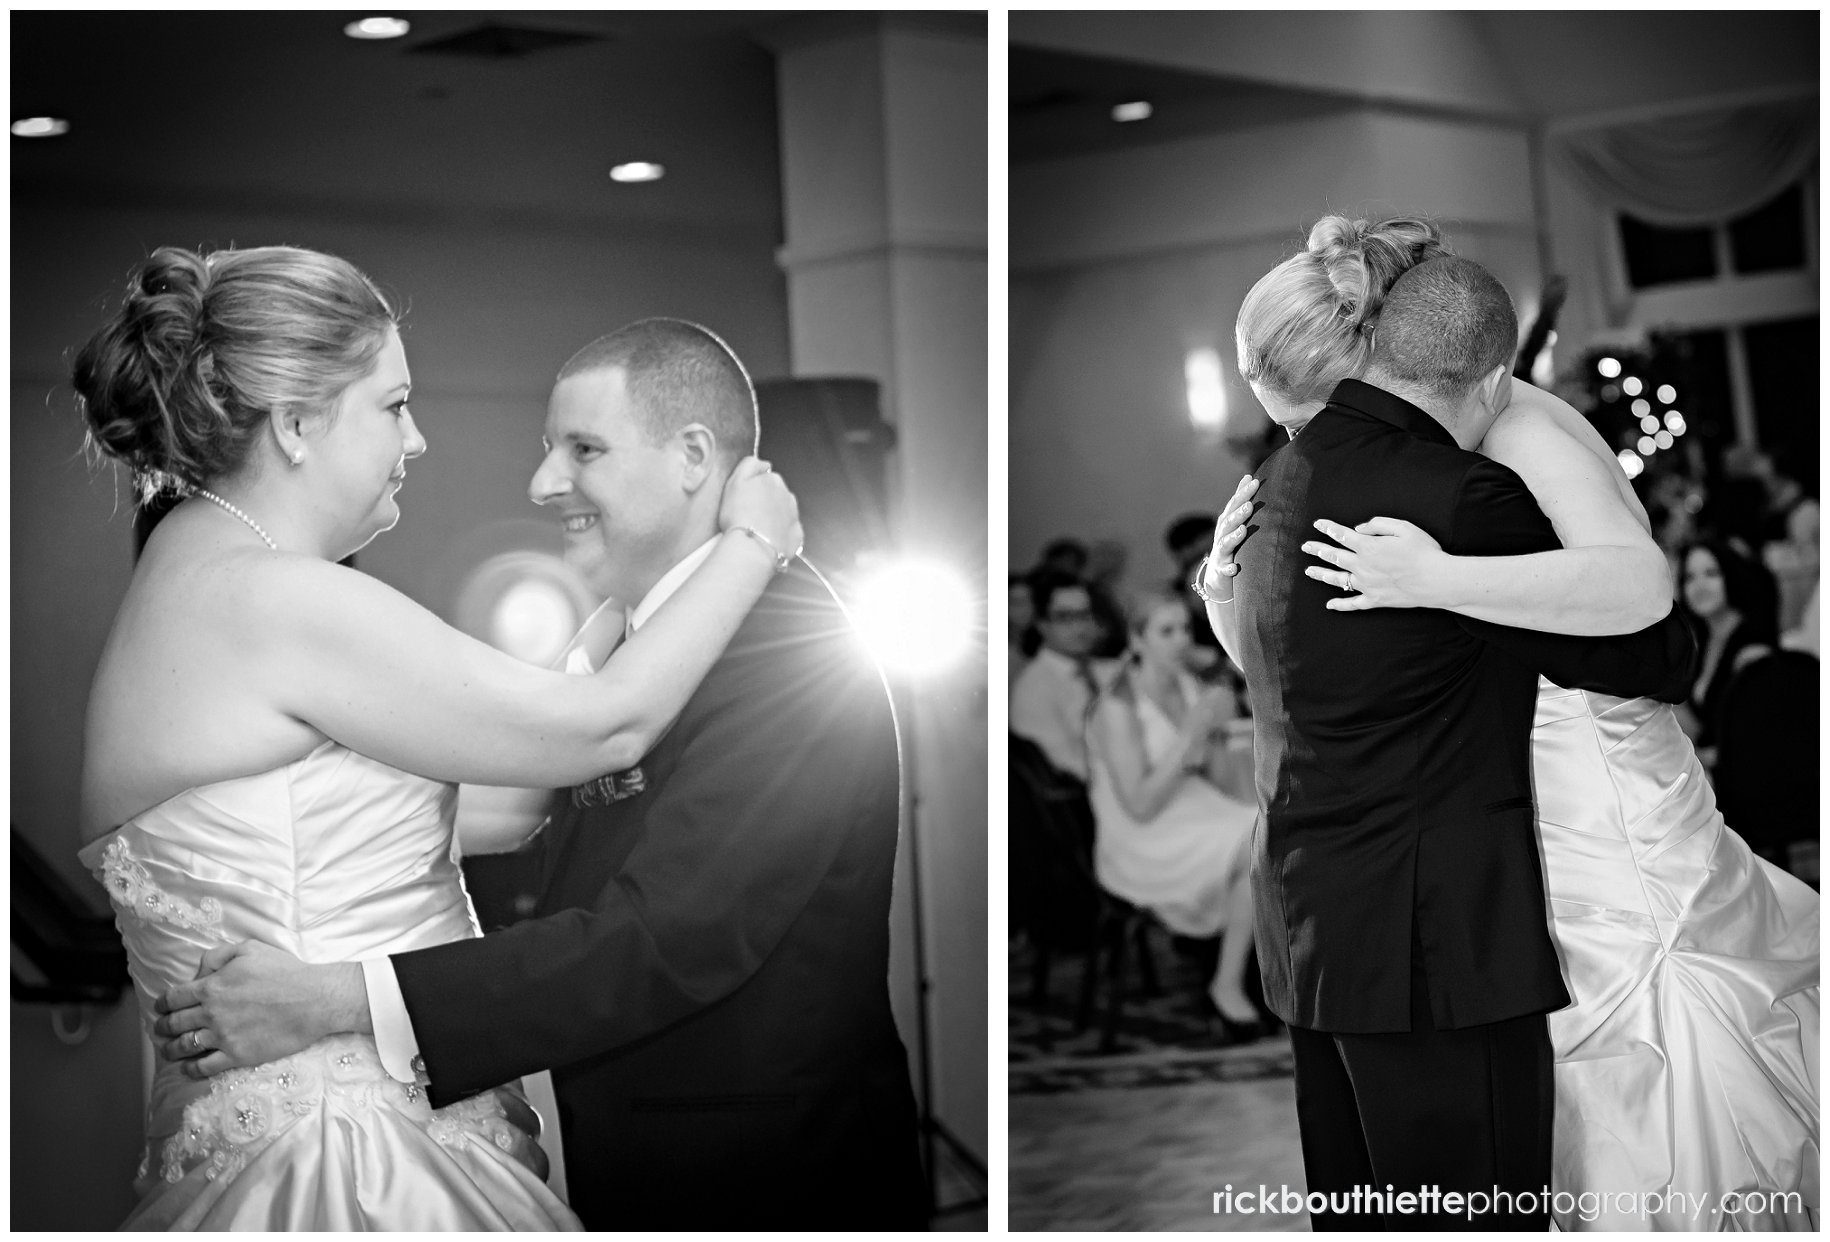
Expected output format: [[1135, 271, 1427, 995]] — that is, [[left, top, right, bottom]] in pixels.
[[1009, 933, 1294, 1096]]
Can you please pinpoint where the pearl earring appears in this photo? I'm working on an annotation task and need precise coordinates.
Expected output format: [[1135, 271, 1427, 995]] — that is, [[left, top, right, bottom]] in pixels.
[[291, 451, 303, 465]]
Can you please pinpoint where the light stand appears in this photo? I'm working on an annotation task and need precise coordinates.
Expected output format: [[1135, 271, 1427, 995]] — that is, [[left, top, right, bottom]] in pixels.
[[890, 674, 990, 1220]]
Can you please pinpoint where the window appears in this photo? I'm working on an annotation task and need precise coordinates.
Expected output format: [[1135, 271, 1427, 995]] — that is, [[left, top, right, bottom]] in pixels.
[[1617, 182, 1810, 289]]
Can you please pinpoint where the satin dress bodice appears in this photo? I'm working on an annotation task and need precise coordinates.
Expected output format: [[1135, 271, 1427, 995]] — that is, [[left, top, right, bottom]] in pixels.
[[1532, 680, 1818, 1230], [79, 741, 579, 1230]]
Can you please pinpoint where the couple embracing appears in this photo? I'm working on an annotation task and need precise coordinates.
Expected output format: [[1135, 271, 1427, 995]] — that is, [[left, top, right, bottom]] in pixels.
[[74, 246, 925, 1229], [1202, 218, 1818, 1231]]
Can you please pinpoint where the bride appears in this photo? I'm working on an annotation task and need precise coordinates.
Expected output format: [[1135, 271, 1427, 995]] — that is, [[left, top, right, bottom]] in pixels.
[[72, 245, 801, 1229], [1207, 216, 1818, 1230]]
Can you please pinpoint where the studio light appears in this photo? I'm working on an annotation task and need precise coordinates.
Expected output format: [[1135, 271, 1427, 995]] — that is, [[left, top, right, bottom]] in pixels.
[[852, 558, 974, 677], [1111, 100, 1153, 123], [1598, 357, 1622, 379], [11, 117, 69, 138], [344, 16, 410, 39], [609, 161, 665, 183]]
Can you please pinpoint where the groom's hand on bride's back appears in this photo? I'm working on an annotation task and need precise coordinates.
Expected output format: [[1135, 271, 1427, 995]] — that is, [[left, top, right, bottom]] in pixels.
[[152, 941, 370, 1080]]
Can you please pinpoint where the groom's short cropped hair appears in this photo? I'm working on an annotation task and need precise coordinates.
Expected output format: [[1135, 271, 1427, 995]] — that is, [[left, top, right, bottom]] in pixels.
[[558, 318, 759, 465], [1367, 257, 1517, 403]]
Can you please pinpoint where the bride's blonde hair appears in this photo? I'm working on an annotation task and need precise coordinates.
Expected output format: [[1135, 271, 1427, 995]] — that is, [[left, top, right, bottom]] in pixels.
[[1236, 215, 1450, 405]]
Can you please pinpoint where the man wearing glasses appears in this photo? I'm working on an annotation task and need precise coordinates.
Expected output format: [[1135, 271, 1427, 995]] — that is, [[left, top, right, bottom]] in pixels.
[[1010, 571, 1109, 783]]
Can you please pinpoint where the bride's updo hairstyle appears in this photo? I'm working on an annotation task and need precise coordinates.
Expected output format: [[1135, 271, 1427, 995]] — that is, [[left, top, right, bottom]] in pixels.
[[1236, 215, 1450, 405], [73, 245, 398, 498]]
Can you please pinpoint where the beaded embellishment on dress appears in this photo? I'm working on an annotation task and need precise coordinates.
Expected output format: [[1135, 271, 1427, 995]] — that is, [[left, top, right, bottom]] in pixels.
[[158, 1034, 528, 1186], [94, 837, 226, 940]]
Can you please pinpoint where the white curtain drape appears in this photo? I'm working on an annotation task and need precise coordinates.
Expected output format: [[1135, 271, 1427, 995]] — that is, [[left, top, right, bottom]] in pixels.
[[1550, 98, 1818, 228], [1544, 96, 1818, 342]]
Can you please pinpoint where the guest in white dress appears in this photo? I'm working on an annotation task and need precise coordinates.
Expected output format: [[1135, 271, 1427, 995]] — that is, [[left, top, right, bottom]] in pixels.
[[1085, 591, 1258, 1031], [70, 244, 803, 1229]]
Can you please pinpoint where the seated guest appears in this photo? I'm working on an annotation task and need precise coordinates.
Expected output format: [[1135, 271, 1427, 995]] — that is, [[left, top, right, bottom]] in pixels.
[[1164, 511, 1223, 675], [1037, 536, 1089, 579], [1009, 573, 1040, 691], [1011, 572, 1107, 783], [1676, 538, 1780, 759], [1764, 492, 1820, 635], [1084, 539, 1131, 660], [1085, 591, 1259, 1035]]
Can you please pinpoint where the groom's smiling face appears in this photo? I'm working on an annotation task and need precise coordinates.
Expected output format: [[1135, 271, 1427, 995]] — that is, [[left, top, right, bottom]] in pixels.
[[531, 365, 690, 605]]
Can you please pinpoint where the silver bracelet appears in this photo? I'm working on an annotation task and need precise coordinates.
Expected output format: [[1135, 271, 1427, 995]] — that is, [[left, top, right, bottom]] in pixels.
[[729, 525, 793, 573], [1189, 555, 1235, 604]]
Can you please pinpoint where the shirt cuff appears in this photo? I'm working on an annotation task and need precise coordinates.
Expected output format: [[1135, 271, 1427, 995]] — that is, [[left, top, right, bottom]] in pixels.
[[361, 957, 427, 1086]]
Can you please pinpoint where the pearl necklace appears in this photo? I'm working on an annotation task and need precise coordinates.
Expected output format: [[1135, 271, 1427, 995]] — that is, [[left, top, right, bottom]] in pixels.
[[191, 488, 277, 551]]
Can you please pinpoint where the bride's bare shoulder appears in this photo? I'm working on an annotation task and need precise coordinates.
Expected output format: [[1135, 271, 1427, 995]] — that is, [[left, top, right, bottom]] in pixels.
[[1483, 381, 1611, 468]]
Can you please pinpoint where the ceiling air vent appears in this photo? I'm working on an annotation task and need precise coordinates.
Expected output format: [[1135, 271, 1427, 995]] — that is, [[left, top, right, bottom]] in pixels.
[[409, 23, 605, 60]]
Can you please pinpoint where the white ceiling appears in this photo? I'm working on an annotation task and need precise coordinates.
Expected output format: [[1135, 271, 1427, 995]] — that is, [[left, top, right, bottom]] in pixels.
[[10, 11, 794, 238], [1010, 12, 1819, 163]]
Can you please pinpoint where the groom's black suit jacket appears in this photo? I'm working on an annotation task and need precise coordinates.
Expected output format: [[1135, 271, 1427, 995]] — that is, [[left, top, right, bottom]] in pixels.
[[391, 561, 925, 1229], [1233, 379, 1695, 1035]]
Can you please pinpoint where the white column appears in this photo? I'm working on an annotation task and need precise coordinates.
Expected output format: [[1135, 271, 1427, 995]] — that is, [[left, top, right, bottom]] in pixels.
[[769, 14, 988, 1169]]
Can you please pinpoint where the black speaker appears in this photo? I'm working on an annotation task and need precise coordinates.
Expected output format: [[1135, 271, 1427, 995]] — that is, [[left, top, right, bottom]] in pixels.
[[754, 377, 895, 573]]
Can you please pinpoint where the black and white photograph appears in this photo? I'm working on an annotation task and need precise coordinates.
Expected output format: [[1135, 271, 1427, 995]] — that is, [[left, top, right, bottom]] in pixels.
[[1009, 11, 1818, 1232], [13, 11, 987, 1231]]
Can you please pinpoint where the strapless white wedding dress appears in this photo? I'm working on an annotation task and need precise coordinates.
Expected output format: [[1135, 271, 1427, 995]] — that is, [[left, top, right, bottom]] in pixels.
[[78, 740, 581, 1230], [1534, 680, 1819, 1230]]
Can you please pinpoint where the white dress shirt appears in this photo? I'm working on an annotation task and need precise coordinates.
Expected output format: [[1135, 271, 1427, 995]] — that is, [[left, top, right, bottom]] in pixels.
[[366, 537, 722, 1083], [1009, 647, 1114, 782]]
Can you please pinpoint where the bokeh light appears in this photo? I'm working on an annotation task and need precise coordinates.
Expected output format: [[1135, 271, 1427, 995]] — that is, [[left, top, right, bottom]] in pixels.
[[1622, 376, 1644, 397], [1656, 384, 1677, 404], [1598, 357, 1622, 379], [1665, 411, 1687, 435], [1617, 449, 1644, 479], [1637, 435, 1657, 456]]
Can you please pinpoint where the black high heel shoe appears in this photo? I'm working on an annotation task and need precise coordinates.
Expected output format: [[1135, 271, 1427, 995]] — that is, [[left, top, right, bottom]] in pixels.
[[1202, 996, 1264, 1044]]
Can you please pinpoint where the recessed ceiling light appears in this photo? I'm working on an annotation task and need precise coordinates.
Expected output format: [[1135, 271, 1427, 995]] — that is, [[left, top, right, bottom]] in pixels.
[[344, 16, 410, 40], [12, 117, 70, 138], [609, 162, 665, 183], [1111, 100, 1152, 123]]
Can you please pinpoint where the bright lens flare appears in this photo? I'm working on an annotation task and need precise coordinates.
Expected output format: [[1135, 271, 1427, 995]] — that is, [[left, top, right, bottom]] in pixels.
[[852, 559, 974, 676]]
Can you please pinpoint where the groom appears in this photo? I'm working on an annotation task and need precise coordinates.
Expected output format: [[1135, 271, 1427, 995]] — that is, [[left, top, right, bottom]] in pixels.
[[153, 319, 927, 1229], [1219, 258, 1693, 1229]]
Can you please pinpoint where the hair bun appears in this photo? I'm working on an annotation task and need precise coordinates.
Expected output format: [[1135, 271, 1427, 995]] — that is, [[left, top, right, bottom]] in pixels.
[[1306, 215, 1449, 330], [73, 247, 224, 488]]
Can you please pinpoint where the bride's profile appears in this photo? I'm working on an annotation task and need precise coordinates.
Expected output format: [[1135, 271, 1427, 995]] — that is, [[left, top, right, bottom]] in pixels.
[[72, 244, 801, 1229], [1207, 216, 1818, 1230]]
